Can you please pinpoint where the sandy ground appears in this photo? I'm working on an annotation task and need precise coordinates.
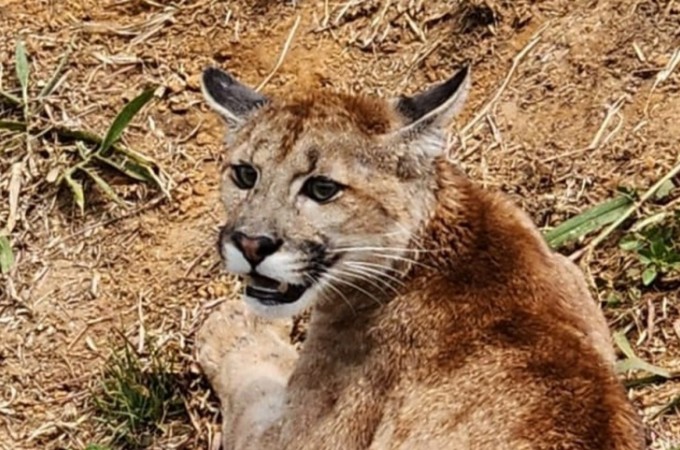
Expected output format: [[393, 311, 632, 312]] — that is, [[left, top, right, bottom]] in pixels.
[[0, 0, 678, 449]]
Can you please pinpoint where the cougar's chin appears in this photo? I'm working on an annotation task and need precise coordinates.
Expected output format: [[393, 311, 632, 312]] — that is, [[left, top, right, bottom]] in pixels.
[[242, 280, 318, 319]]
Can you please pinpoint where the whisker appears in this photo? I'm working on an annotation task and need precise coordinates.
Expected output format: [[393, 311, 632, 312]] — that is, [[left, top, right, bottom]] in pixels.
[[330, 246, 444, 254], [337, 266, 401, 296], [392, 221, 429, 251], [344, 261, 406, 287], [325, 269, 385, 307], [331, 267, 394, 296], [331, 247, 421, 253], [371, 253, 436, 270], [305, 272, 356, 315]]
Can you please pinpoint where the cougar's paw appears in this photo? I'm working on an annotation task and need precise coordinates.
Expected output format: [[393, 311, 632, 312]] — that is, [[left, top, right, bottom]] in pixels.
[[197, 300, 297, 403]]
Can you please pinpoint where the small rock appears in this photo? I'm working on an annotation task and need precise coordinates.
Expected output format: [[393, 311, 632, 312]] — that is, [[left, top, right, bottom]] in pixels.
[[216, 47, 233, 60], [193, 183, 209, 196], [187, 73, 202, 91], [46, 167, 60, 183], [167, 76, 185, 94], [169, 97, 189, 113], [196, 131, 214, 146]]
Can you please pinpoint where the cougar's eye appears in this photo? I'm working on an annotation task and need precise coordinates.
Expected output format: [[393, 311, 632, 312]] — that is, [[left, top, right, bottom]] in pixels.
[[231, 164, 258, 189], [302, 176, 344, 203]]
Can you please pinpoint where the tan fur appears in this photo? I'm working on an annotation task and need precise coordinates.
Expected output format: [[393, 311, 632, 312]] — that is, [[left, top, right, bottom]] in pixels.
[[198, 82, 643, 449]]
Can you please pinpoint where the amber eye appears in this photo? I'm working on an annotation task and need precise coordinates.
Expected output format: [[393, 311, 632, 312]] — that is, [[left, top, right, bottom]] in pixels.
[[302, 176, 344, 203], [231, 164, 258, 189]]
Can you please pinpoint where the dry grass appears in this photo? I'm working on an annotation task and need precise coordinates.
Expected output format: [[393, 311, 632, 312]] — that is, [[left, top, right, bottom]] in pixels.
[[0, 0, 679, 449]]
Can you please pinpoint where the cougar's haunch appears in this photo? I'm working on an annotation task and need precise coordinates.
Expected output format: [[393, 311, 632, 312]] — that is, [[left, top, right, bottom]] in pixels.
[[197, 65, 644, 450]]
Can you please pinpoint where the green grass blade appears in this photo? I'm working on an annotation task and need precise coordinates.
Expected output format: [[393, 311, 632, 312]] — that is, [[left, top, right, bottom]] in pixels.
[[15, 40, 30, 104], [63, 170, 85, 213], [651, 394, 680, 420], [125, 161, 167, 193], [83, 168, 124, 205], [641, 266, 658, 286], [0, 90, 22, 107], [39, 42, 73, 98], [543, 196, 633, 248], [0, 236, 14, 274], [114, 145, 154, 166], [0, 120, 27, 132], [94, 154, 168, 195], [94, 155, 149, 182], [99, 87, 156, 155], [655, 179, 675, 200], [613, 332, 671, 378]]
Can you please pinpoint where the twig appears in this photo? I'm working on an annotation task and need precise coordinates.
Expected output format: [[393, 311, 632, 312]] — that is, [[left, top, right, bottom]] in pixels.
[[5, 163, 22, 234], [320, 0, 330, 28], [542, 95, 628, 163], [39, 39, 75, 99], [184, 246, 214, 277], [399, 37, 443, 88], [0, 90, 21, 106], [67, 316, 114, 351], [46, 195, 166, 251], [644, 47, 680, 116], [333, 0, 360, 26], [256, 15, 301, 92], [137, 293, 146, 354], [0, 120, 131, 157], [650, 394, 680, 420], [570, 158, 680, 261], [458, 23, 548, 145]]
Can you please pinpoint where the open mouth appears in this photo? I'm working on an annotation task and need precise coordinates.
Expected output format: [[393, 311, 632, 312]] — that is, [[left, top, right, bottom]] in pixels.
[[243, 273, 307, 305]]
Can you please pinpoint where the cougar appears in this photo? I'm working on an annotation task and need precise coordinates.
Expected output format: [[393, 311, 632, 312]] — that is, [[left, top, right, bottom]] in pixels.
[[197, 65, 644, 449]]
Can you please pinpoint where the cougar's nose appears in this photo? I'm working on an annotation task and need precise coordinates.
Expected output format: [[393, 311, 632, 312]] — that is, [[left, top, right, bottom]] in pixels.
[[231, 232, 282, 266]]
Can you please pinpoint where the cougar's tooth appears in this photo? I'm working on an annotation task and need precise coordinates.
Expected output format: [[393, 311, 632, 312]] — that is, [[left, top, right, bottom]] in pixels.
[[278, 282, 289, 293]]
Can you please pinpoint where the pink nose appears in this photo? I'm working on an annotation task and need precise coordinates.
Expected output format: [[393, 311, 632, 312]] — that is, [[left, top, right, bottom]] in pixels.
[[231, 232, 282, 266]]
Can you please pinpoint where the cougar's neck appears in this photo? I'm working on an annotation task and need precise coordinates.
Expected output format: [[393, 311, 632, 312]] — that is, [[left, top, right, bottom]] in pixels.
[[414, 160, 486, 277], [417, 159, 551, 286]]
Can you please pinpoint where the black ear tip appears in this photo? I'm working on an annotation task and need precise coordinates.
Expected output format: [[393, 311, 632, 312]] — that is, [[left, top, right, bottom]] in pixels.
[[202, 66, 235, 89], [452, 65, 470, 83], [440, 65, 470, 94]]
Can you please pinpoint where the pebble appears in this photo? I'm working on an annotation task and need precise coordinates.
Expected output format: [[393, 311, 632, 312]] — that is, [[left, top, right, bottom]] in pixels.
[[196, 131, 214, 146], [193, 183, 209, 196], [167, 76, 186, 94], [187, 73, 202, 91]]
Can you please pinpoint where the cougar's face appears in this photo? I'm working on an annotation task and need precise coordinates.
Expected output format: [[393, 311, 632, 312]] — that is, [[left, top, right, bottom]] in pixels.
[[202, 66, 469, 318], [217, 112, 422, 318]]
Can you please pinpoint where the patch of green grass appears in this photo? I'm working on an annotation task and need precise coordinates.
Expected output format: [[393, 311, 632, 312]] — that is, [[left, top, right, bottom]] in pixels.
[[619, 210, 680, 286], [543, 162, 679, 257], [59, 87, 166, 214], [543, 193, 633, 249], [614, 331, 671, 379], [0, 39, 168, 215], [92, 338, 185, 449]]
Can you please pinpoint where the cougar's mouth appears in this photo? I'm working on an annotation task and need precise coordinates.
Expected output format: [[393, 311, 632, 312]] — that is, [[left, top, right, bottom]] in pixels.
[[243, 273, 307, 305]]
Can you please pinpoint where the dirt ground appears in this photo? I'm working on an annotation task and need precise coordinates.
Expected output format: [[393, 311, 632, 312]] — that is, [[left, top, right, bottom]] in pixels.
[[0, 0, 678, 449]]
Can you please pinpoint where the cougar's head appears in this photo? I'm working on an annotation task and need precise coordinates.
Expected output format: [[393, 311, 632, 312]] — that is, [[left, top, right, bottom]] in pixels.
[[201, 66, 470, 318]]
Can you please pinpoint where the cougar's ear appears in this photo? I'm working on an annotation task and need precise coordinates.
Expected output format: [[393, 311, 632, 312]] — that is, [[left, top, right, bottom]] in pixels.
[[389, 66, 470, 158], [201, 67, 269, 127]]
